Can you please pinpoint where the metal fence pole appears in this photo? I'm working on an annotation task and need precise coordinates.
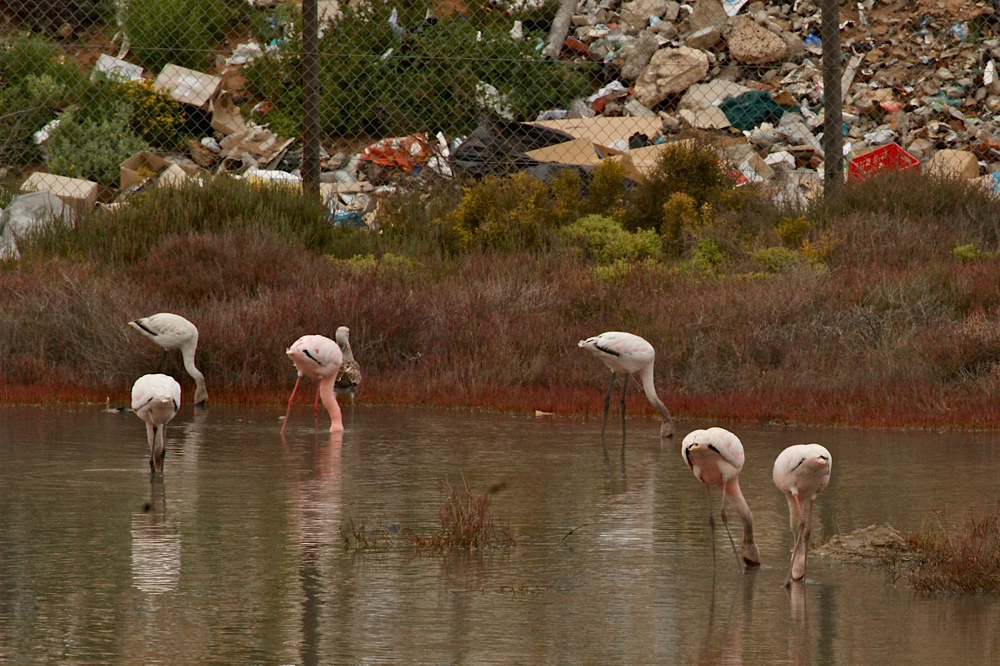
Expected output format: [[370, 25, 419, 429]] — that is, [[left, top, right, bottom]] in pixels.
[[302, 0, 321, 198], [821, 0, 843, 194]]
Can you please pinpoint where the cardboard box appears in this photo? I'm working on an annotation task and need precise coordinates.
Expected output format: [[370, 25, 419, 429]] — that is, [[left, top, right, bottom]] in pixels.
[[91, 54, 143, 83], [524, 138, 620, 167], [21, 172, 99, 210], [210, 91, 248, 136], [532, 117, 664, 149], [154, 64, 222, 109], [121, 151, 197, 190]]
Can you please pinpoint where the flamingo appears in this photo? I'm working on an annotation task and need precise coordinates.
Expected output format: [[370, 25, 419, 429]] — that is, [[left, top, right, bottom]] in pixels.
[[334, 326, 362, 405], [682, 427, 761, 573], [129, 313, 208, 406], [131, 373, 181, 476], [578, 331, 674, 442], [282, 334, 344, 435], [773, 443, 832, 586]]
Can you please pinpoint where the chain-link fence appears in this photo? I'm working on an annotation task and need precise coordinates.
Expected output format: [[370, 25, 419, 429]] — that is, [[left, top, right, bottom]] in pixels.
[[0, 0, 995, 236]]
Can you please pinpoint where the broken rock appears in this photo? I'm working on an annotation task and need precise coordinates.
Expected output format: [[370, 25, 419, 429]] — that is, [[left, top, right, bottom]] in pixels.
[[634, 47, 710, 108], [726, 15, 788, 65]]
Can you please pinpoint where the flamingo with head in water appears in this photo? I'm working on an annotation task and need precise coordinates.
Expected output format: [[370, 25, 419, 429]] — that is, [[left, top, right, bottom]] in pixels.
[[282, 334, 344, 435], [129, 313, 208, 406], [131, 373, 181, 476], [578, 331, 674, 443], [773, 443, 832, 586], [682, 427, 761, 573]]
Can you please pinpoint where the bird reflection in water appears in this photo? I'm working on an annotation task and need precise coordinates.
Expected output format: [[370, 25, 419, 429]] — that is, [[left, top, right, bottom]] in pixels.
[[130, 479, 181, 595], [695, 570, 759, 665], [282, 430, 343, 666]]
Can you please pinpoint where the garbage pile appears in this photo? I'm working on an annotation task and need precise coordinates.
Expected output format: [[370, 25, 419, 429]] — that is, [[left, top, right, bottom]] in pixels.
[[534, 0, 1000, 195], [8, 0, 1000, 248]]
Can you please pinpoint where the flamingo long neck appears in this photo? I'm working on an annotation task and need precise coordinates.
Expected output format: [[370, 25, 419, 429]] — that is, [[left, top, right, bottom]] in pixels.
[[638, 364, 672, 424], [318, 376, 344, 433], [724, 478, 759, 565], [181, 345, 208, 404]]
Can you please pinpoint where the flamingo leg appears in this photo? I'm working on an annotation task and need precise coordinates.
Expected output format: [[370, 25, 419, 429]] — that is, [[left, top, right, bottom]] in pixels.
[[313, 385, 321, 415], [620, 372, 630, 446], [601, 371, 615, 443], [281, 375, 303, 435], [156, 350, 169, 373], [719, 482, 744, 574], [705, 484, 717, 569], [785, 493, 807, 587]]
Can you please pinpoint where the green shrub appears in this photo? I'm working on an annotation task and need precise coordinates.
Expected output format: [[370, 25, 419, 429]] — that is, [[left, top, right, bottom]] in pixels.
[[446, 172, 555, 252], [953, 244, 991, 263], [685, 237, 726, 276], [20, 176, 335, 265], [244, 5, 592, 138], [86, 78, 189, 149], [776, 215, 813, 246], [7, 0, 115, 34], [626, 138, 734, 238], [751, 246, 802, 272], [126, 0, 246, 72], [46, 103, 150, 186], [562, 214, 662, 264], [586, 159, 628, 217], [0, 35, 89, 166]]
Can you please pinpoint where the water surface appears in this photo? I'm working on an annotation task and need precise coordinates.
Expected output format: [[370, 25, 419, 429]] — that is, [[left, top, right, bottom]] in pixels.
[[1, 404, 998, 664]]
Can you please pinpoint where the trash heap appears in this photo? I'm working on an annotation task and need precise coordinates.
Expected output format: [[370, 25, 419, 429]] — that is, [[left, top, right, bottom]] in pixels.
[[7, 0, 1000, 252], [531, 0, 1000, 195]]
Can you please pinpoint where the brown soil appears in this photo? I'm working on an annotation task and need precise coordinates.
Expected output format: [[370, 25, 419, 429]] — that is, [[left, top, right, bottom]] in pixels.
[[813, 524, 909, 562]]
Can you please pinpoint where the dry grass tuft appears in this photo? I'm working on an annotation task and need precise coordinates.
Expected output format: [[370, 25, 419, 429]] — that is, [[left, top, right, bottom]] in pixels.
[[406, 477, 515, 553], [901, 503, 1000, 592]]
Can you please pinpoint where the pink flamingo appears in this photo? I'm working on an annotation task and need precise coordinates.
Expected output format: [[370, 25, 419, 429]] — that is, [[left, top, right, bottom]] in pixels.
[[129, 313, 208, 406], [578, 331, 674, 443], [131, 373, 181, 475], [682, 427, 761, 573], [773, 443, 832, 586], [282, 335, 344, 435]]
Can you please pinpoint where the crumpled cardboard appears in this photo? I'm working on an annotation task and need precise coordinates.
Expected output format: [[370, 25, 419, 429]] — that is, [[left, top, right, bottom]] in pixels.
[[154, 64, 222, 109]]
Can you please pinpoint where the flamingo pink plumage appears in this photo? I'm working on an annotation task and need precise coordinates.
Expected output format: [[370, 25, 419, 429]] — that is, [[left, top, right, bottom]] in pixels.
[[773, 443, 832, 586], [682, 427, 761, 572], [578, 331, 674, 443], [282, 334, 344, 435], [131, 373, 181, 475]]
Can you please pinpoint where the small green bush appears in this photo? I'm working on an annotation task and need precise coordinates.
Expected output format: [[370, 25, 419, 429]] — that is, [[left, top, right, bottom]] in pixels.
[[0, 35, 89, 166], [444, 172, 557, 252], [46, 103, 150, 186], [244, 5, 592, 138], [126, 0, 246, 72], [626, 139, 734, 237], [776, 215, 813, 246], [86, 78, 189, 149], [562, 214, 662, 264], [751, 246, 802, 273], [953, 244, 991, 263], [685, 237, 726, 276]]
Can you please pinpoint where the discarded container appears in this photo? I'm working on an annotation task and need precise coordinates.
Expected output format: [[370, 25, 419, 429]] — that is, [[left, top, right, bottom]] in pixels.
[[847, 142, 919, 182]]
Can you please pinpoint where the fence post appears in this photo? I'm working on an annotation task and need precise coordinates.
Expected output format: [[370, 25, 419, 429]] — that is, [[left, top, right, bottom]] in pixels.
[[821, 0, 843, 194], [302, 0, 321, 198]]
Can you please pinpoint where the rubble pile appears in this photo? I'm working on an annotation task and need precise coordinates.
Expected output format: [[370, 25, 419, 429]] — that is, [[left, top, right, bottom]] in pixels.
[[8, 0, 1000, 243], [543, 0, 1000, 192]]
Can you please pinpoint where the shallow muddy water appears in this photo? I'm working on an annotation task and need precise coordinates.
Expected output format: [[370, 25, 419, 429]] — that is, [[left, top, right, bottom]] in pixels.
[[1, 403, 999, 664]]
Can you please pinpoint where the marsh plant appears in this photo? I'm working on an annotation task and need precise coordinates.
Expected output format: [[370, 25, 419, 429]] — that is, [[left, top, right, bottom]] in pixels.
[[407, 478, 515, 553], [897, 503, 1000, 592]]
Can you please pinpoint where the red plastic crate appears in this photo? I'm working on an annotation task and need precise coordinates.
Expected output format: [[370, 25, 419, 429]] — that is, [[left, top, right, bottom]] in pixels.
[[848, 142, 920, 182]]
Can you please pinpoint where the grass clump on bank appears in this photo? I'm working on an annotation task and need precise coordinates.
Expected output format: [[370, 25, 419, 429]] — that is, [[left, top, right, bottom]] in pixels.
[[901, 504, 1000, 592]]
